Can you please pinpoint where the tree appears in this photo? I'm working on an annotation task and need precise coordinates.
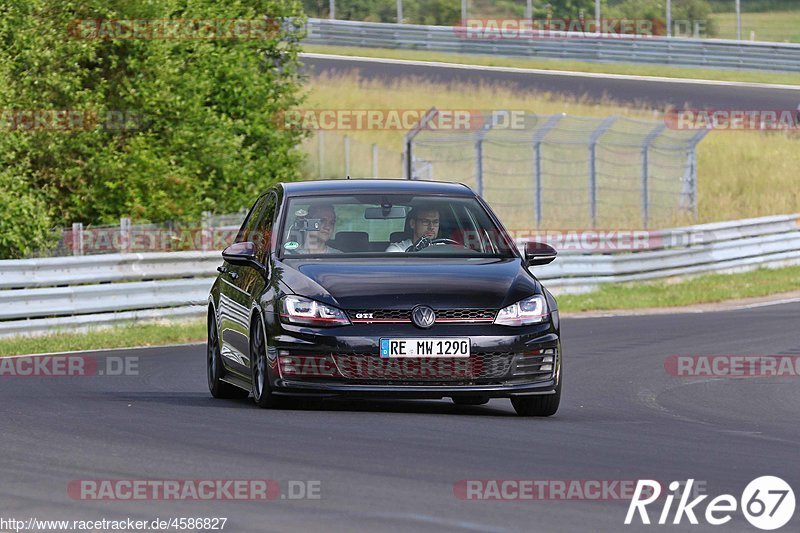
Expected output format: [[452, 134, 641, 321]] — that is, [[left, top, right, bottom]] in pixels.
[[608, 0, 716, 37], [0, 0, 307, 258]]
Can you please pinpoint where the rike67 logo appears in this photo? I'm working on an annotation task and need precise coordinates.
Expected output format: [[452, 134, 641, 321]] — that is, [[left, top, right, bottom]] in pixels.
[[626, 477, 795, 530]]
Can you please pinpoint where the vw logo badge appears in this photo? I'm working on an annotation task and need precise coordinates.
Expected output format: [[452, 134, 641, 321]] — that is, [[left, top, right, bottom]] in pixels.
[[411, 305, 436, 329]]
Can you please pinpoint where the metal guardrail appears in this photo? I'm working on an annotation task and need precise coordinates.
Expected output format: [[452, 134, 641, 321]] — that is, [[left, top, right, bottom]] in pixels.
[[305, 19, 800, 72], [0, 214, 798, 337], [0, 252, 221, 289], [535, 215, 800, 292]]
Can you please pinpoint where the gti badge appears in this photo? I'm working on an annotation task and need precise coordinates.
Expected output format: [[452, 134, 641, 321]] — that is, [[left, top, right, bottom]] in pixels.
[[411, 305, 436, 329]]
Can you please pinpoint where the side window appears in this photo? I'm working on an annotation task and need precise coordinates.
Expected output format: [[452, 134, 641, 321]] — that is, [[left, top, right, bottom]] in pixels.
[[235, 195, 267, 244], [254, 193, 277, 262]]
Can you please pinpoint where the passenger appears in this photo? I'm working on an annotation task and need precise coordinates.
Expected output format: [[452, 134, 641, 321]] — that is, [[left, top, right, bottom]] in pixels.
[[297, 204, 342, 254]]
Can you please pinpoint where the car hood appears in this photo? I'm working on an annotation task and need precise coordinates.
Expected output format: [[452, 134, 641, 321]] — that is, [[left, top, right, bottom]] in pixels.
[[276, 257, 540, 310]]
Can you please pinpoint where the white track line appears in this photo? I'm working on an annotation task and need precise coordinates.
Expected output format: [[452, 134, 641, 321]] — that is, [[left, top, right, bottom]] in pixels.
[[736, 296, 800, 310], [564, 295, 800, 319], [301, 52, 800, 91], [0, 342, 204, 359]]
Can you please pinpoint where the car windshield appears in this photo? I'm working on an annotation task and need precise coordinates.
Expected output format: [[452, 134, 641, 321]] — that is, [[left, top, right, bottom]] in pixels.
[[279, 194, 517, 258]]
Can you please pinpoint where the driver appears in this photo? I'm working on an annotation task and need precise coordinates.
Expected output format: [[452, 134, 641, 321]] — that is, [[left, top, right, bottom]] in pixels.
[[386, 206, 440, 252]]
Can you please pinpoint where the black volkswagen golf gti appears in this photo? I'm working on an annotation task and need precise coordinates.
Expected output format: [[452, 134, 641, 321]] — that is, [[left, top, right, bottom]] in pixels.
[[207, 179, 562, 416]]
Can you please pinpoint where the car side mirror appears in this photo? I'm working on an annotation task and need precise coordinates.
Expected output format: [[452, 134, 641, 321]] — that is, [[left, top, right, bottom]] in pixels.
[[222, 241, 268, 277], [524, 241, 557, 266]]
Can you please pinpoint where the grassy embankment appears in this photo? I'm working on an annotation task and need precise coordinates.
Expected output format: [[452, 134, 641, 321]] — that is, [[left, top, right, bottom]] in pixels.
[[0, 320, 206, 357]]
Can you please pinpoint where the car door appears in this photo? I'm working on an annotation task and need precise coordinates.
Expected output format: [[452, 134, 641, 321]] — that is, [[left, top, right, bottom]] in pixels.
[[237, 191, 278, 371], [218, 195, 267, 375]]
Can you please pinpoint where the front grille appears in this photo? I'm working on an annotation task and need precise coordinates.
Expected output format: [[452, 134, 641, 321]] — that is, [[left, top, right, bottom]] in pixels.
[[348, 308, 496, 324], [437, 309, 496, 322], [332, 352, 513, 381]]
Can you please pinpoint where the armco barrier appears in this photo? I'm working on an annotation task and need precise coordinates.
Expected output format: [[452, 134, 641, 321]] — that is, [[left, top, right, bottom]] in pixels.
[[0, 215, 798, 337], [305, 19, 800, 72], [0, 251, 221, 289]]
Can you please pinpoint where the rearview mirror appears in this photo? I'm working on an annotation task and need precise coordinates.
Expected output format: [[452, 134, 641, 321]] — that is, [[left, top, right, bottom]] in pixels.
[[524, 241, 557, 267], [364, 206, 407, 219]]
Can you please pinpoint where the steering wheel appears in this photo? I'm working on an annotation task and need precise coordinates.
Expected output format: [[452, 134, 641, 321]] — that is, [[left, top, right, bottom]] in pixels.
[[429, 238, 460, 246], [404, 237, 463, 252]]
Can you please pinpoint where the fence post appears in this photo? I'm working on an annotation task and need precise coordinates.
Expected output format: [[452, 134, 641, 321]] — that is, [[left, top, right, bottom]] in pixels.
[[372, 143, 378, 176], [587, 116, 618, 229], [475, 136, 484, 197], [683, 129, 709, 219], [531, 114, 563, 229], [474, 113, 504, 198], [72, 222, 84, 256], [344, 134, 350, 177], [318, 131, 325, 179], [201, 211, 211, 251], [403, 107, 438, 180], [120, 217, 131, 254], [641, 123, 666, 229]]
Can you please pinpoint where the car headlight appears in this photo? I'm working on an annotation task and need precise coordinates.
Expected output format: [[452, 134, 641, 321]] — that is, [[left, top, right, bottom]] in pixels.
[[494, 295, 548, 326], [279, 295, 350, 327]]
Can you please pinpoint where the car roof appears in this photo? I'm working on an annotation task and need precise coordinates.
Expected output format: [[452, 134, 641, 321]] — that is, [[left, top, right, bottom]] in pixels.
[[280, 179, 475, 197]]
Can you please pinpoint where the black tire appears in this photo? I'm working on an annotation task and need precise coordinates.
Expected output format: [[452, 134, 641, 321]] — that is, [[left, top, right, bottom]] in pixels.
[[511, 366, 562, 417], [452, 395, 490, 406], [208, 311, 249, 399], [250, 314, 285, 409]]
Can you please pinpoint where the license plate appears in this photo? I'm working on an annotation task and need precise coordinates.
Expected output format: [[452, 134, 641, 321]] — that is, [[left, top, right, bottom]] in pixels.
[[380, 338, 470, 358]]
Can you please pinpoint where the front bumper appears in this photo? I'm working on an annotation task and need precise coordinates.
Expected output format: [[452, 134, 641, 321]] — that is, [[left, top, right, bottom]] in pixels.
[[272, 378, 558, 399], [266, 319, 561, 399]]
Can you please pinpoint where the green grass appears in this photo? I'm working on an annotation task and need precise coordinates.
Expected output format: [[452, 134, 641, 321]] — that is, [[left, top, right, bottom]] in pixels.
[[0, 319, 206, 357], [711, 11, 800, 43], [709, 0, 800, 12], [558, 266, 800, 312], [302, 44, 800, 86]]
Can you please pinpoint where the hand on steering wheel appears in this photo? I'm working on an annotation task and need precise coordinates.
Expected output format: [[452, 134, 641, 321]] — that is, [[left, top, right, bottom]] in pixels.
[[404, 237, 462, 252], [405, 237, 431, 252]]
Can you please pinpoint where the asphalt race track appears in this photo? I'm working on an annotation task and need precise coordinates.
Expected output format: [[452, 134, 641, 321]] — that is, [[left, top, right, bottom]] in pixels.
[[301, 54, 800, 110], [2, 302, 799, 532]]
